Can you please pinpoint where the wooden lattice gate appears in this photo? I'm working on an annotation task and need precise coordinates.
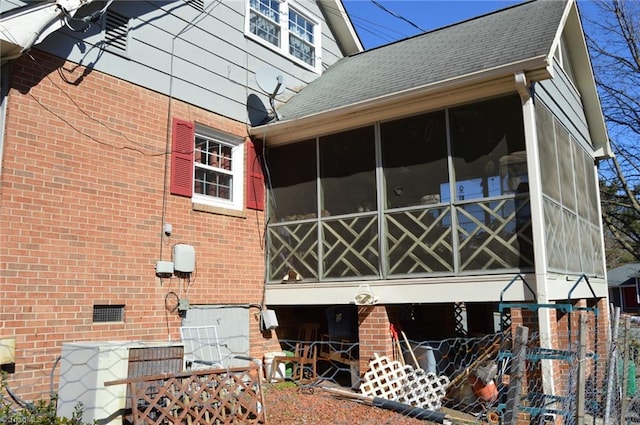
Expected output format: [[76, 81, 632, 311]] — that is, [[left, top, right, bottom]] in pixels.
[[106, 364, 265, 424]]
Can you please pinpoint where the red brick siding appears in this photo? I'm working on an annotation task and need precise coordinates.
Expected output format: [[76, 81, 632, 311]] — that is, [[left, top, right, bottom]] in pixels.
[[0, 51, 267, 400], [357, 306, 394, 374]]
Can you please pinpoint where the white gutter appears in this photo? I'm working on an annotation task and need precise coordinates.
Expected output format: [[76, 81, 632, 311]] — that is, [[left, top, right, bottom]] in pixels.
[[250, 55, 551, 145], [0, 0, 90, 64]]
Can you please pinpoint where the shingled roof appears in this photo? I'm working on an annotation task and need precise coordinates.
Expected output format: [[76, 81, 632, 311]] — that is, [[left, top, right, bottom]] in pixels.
[[277, 0, 566, 121]]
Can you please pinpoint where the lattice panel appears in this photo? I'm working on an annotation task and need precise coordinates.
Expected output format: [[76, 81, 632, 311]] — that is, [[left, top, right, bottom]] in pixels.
[[590, 224, 605, 276], [322, 216, 379, 278], [544, 199, 566, 271], [399, 369, 450, 411], [457, 198, 533, 271], [564, 209, 580, 273], [360, 354, 450, 411], [268, 222, 318, 281], [123, 366, 265, 425], [385, 207, 454, 275], [454, 302, 467, 336]]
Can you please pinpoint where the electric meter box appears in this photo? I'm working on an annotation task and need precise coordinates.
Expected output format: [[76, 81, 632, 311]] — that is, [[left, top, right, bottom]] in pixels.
[[173, 244, 195, 273]]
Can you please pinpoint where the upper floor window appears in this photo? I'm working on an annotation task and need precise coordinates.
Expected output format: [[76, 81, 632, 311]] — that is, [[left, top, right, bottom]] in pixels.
[[247, 0, 321, 71]]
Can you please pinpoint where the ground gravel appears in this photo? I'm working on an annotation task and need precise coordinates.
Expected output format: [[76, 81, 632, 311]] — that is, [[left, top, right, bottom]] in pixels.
[[262, 383, 435, 425]]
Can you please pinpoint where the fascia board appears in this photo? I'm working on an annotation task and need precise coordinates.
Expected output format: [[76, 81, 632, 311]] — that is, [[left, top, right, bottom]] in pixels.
[[317, 0, 363, 55]]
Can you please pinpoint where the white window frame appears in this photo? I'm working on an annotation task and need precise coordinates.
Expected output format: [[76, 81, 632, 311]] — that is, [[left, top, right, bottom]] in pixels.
[[245, 0, 322, 73], [192, 125, 244, 211]]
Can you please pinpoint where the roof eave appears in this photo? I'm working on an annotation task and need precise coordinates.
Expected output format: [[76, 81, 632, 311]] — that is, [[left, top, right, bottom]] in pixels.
[[251, 56, 551, 146], [317, 0, 363, 56]]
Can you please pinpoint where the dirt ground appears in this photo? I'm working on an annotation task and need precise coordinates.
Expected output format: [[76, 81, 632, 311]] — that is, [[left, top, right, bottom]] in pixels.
[[262, 383, 443, 425]]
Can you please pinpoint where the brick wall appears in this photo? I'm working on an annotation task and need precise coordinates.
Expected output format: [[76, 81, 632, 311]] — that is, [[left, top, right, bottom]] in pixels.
[[0, 50, 269, 401]]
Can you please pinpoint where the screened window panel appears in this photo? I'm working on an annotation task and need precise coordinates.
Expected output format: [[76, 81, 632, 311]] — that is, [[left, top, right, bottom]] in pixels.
[[591, 224, 605, 276], [449, 95, 527, 202], [536, 103, 561, 202], [544, 199, 566, 271], [385, 207, 454, 274], [456, 198, 533, 271], [268, 222, 319, 282], [267, 139, 317, 221], [563, 209, 580, 273], [319, 126, 376, 216], [556, 124, 577, 213], [573, 142, 589, 220], [584, 149, 600, 226], [381, 110, 448, 209], [322, 216, 379, 279]]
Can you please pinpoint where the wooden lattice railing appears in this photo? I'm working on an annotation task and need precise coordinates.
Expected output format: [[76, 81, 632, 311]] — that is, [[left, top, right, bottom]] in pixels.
[[105, 364, 266, 425]]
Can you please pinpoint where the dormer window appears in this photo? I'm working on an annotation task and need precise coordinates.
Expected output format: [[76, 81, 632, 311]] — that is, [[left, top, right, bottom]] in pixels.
[[247, 0, 321, 72]]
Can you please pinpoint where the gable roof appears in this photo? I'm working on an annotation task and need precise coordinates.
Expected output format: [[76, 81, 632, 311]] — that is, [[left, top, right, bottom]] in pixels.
[[252, 0, 609, 155], [608, 263, 640, 288], [278, 0, 564, 121]]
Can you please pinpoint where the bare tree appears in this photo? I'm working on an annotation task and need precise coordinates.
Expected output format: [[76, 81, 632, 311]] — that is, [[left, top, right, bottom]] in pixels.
[[582, 0, 640, 264]]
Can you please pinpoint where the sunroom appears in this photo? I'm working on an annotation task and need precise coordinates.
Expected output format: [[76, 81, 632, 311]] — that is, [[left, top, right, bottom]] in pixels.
[[266, 93, 532, 284]]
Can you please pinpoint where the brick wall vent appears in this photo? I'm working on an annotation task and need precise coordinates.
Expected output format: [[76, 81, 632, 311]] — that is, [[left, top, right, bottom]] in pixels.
[[93, 304, 125, 323]]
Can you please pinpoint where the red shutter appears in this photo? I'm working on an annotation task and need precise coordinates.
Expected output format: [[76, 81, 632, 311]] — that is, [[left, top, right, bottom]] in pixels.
[[246, 139, 265, 211], [170, 118, 194, 197]]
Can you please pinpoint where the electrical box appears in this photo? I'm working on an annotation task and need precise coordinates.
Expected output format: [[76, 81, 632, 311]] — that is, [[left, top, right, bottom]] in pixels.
[[260, 309, 279, 331], [155, 261, 174, 277], [173, 244, 195, 273]]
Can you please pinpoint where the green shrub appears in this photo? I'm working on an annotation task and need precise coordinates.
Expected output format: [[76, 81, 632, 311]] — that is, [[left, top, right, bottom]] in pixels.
[[1, 374, 91, 425]]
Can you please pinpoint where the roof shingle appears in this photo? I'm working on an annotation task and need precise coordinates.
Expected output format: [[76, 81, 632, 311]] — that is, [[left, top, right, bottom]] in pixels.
[[278, 0, 567, 121]]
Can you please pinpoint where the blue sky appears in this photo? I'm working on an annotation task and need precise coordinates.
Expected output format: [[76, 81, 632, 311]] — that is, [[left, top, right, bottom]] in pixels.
[[342, 0, 598, 49]]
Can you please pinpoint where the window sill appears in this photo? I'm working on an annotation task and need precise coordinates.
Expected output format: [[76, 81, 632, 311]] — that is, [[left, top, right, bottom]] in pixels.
[[193, 202, 247, 218]]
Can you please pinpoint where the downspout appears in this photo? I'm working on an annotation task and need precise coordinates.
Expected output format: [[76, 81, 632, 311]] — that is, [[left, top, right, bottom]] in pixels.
[[515, 71, 555, 397]]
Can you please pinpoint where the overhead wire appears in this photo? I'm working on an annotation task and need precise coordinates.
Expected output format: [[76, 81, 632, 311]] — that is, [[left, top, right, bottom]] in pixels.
[[370, 0, 426, 32], [319, 1, 424, 48]]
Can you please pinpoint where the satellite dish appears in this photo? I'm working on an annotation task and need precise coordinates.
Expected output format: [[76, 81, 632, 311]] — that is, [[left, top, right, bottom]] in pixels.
[[256, 67, 286, 97]]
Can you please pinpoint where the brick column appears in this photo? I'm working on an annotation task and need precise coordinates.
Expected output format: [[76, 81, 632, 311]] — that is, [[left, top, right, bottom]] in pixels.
[[358, 305, 393, 375]]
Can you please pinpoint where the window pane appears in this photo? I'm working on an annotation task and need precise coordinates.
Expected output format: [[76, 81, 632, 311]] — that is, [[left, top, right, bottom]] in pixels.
[[449, 95, 527, 201], [194, 134, 233, 201], [267, 139, 317, 221], [250, 0, 279, 22], [195, 168, 232, 200], [320, 127, 376, 216], [289, 9, 314, 43], [250, 12, 280, 46], [288, 9, 315, 65], [289, 35, 315, 66], [381, 110, 448, 209]]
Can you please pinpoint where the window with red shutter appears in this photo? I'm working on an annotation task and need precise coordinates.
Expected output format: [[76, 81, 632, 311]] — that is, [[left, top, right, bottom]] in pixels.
[[170, 118, 194, 197], [246, 140, 265, 211]]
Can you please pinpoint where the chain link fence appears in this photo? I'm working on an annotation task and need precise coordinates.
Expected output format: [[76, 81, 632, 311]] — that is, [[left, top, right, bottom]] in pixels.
[[4, 309, 640, 424]]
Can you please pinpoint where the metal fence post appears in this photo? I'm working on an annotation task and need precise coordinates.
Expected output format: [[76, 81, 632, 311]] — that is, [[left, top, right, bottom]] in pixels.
[[576, 313, 587, 425], [622, 315, 631, 422], [604, 306, 621, 425], [504, 325, 528, 425]]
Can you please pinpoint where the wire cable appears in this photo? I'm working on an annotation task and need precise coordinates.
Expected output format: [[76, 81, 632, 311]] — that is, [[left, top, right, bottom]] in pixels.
[[370, 0, 426, 33]]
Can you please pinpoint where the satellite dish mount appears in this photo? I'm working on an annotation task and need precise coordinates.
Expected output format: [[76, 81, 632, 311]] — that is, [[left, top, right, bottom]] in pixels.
[[256, 67, 286, 121]]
